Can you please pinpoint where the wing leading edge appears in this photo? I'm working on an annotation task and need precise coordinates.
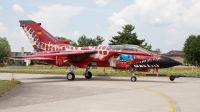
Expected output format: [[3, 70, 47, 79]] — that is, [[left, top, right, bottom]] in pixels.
[[5, 50, 97, 61], [27, 50, 96, 58]]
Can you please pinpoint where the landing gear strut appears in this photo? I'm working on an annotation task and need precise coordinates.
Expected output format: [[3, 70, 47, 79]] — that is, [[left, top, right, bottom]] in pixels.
[[130, 68, 137, 82], [66, 64, 75, 81], [66, 62, 93, 81], [84, 62, 92, 79]]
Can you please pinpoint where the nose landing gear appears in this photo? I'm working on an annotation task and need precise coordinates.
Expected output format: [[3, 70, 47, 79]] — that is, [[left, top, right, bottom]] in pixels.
[[169, 75, 176, 81], [130, 68, 137, 82], [131, 76, 137, 81]]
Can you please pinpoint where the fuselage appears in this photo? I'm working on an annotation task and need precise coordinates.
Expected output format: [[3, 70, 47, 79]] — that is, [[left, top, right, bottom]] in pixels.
[[34, 44, 168, 71]]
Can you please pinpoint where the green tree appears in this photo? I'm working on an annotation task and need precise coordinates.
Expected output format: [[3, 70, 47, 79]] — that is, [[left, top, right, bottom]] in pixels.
[[0, 37, 11, 63], [109, 24, 152, 51], [56, 36, 78, 46], [56, 36, 67, 40], [89, 35, 105, 46], [77, 35, 89, 47], [70, 41, 78, 46], [77, 35, 104, 47], [56, 35, 105, 47], [183, 35, 200, 65]]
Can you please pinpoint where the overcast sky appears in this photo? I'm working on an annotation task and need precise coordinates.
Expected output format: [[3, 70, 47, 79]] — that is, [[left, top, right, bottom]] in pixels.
[[0, 0, 200, 53]]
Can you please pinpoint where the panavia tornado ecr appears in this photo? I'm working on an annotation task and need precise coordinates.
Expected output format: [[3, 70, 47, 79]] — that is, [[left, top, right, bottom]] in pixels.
[[7, 20, 181, 82]]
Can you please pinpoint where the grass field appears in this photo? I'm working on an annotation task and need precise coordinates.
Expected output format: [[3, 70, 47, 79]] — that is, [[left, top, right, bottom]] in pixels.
[[0, 78, 21, 96], [0, 65, 200, 76]]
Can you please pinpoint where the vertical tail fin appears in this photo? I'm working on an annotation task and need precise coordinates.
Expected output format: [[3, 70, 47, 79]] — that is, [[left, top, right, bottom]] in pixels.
[[19, 20, 69, 51]]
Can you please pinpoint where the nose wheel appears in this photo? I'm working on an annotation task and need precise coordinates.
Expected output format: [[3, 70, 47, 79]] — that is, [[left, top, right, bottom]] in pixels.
[[130, 68, 137, 82], [131, 76, 137, 82], [169, 75, 175, 81]]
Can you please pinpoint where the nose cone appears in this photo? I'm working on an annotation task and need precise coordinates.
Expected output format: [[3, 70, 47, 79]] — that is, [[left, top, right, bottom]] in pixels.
[[130, 55, 182, 68], [155, 55, 182, 68]]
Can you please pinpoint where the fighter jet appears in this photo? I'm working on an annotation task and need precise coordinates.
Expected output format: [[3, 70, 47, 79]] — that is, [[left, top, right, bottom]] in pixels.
[[5, 20, 181, 82]]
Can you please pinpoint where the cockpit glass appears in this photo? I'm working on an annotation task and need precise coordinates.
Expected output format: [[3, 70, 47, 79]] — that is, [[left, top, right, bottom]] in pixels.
[[108, 44, 151, 53], [108, 45, 122, 50], [122, 44, 138, 51], [108, 44, 138, 51]]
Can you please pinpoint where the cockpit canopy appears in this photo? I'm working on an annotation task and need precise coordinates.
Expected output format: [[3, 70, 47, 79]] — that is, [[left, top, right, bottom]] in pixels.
[[108, 44, 152, 54]]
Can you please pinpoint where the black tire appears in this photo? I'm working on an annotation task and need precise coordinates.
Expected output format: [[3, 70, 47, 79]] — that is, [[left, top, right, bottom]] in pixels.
[[85, 71, 92, 79], [67, 72, 75, 80], [169, 75, 175, 81], [131, 76, 137, 82]]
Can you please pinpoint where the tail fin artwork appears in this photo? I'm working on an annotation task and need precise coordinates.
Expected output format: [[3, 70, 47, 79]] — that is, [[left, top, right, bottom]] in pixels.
[[19, 20, 69, 51]]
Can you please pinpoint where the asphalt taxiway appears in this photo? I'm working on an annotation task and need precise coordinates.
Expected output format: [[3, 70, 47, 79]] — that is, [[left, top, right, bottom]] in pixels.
[[0, 73, 200, 112]]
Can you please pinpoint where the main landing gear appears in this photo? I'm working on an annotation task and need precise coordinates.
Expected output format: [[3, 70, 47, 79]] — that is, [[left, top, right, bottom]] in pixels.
[[84, 62, 92, 79], [66, 63, 93, 81], [67, 72, 75, 80], [130, 68, 137, 82], [66, 64, 75, 80]]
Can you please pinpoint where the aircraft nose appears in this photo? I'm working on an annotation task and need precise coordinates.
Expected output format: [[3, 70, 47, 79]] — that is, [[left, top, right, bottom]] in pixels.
[[131, 55, 182, 68], [156, 55, 182, 68]]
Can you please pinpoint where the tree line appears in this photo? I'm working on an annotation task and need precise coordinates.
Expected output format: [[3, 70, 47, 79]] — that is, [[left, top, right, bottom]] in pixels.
[[56, 35, 105, 47], [183, 35, 200, 66], [56, 24, 152, 51], [0, 37, 11, 64]]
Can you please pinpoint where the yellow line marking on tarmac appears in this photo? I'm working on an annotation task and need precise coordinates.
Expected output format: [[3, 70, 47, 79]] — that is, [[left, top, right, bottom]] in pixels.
[[107, 82, 175, 112]]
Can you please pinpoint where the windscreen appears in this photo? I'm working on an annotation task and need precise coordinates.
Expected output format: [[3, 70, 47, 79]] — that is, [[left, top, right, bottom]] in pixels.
[[108, 44, 138, 51], [108, 44, 151, 53]]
